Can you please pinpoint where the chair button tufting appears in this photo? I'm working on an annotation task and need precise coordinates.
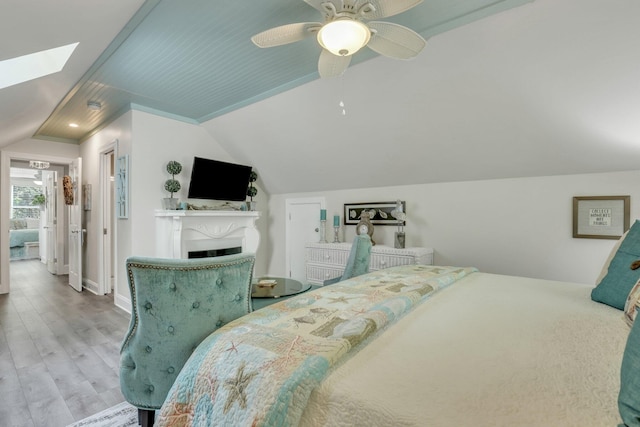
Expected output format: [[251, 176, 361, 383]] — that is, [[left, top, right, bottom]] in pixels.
[[192, 301, 200, 309], [170, 283, 176, 290], [148, 385, 154, 392], [216, 320, 223, 327], [167, 367, 175, 374], [168, 326, 174, 333], [144, 302, 152, 310], [146, 346, 152, 353], [216, 278, 223, 285], [234, 294, 241, 301]]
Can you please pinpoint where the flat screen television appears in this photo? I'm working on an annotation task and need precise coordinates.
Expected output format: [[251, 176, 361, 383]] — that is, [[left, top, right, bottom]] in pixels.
[[187, 157, 252, 202]]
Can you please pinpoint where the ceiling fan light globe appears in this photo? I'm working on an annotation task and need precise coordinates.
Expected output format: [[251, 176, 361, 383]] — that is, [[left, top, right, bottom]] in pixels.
[[317, 20, 370, 56]]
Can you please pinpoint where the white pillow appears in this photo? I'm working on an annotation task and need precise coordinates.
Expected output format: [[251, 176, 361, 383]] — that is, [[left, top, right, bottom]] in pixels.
[[25, 218, 39, 229]]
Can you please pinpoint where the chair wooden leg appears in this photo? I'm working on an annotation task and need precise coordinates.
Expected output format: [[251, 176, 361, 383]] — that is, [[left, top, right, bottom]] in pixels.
[[138, 408, 155, 427]]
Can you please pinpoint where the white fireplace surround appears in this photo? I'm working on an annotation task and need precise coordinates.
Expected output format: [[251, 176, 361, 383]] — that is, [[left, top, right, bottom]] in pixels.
[[155, 210, 260, 259]]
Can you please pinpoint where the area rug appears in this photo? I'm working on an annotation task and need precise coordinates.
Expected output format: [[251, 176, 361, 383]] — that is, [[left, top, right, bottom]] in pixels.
[[67, 401, 137, 427]]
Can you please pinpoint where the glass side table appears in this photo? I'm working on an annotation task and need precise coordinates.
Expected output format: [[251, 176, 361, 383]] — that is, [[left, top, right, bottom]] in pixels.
[[251, 276, 313, 310]]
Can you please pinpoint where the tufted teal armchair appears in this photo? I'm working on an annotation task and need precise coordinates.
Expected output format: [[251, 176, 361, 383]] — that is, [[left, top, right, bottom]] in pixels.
[[323, 234, 372, 285], [119, 254, 255, 427]]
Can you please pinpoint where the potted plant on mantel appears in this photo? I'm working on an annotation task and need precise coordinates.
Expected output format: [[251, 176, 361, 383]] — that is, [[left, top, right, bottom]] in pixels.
[[163, 160, 182, 210], [246, 170, 258, 211]]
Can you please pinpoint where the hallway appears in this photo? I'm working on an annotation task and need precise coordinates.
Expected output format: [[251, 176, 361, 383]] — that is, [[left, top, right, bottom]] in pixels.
[[0, 260, 130, 427]]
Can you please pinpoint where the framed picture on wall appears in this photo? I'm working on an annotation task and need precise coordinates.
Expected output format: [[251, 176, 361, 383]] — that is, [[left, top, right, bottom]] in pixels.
[[343, 201, 406, 226], [572, 195, 630, 239], [116, 155, 129, 219]]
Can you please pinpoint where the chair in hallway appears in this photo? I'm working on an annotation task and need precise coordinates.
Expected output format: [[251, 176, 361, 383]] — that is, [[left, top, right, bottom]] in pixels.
[[119, 253, 255, 427], [323, 234, 373, 285]]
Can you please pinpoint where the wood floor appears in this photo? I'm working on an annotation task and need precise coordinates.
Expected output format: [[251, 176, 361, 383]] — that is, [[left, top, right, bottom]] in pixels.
[[0, 260, 131, 427]]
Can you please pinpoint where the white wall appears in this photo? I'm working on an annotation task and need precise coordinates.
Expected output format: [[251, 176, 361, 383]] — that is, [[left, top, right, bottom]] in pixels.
[[267, 170, 640, 285], [129, 110, 269, 271], [5, 138, 80, 158], [80, 111, 133, 308], [80, 109, 270, 311]]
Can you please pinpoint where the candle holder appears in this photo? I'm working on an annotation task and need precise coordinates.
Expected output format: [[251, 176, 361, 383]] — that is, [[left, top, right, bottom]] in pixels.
[[319, 220, 327, 243], [333, 226, 340, 243]]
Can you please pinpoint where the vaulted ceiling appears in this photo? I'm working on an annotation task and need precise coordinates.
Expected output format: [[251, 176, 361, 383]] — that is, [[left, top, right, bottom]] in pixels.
[[3, 0, 532, 143], [2, 0, 640, 194]]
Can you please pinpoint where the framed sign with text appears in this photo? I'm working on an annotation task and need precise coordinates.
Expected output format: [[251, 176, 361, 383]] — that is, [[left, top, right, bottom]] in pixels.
[[573, 195, 630, 239]]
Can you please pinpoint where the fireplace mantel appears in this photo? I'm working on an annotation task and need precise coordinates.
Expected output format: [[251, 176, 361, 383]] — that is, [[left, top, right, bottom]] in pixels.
[[155, 210, 260, 259]]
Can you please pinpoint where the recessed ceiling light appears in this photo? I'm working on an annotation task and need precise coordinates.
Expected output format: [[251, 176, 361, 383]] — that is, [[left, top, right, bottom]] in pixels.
[[0, 42, 79, 90], [69, 123, 79, 128]]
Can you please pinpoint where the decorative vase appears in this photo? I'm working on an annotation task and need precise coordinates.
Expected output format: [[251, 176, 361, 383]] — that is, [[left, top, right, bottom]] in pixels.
[[246, 201, 256, 211], [163, 197, 178, 210]]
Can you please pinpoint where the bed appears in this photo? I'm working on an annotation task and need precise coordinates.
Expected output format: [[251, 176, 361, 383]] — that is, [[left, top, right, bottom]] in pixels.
[[9, 219, 40, 261], [154, 261, 634, 427]]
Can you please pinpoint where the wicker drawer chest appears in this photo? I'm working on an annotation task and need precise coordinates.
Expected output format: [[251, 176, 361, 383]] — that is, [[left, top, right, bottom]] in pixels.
[[305, 242, 434, 285]]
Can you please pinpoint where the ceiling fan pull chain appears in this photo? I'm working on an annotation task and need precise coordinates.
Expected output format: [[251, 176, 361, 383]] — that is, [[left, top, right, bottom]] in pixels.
[[339, 75, 347, 116]]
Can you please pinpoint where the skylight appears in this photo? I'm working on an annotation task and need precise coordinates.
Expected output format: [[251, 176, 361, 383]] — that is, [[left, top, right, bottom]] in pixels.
[[0, 42, 79, 90]]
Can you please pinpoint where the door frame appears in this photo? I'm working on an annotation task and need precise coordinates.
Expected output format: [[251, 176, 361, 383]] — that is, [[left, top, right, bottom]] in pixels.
[[98, 141, 118, 295], [285, 197, 325, 279], [0, 150, 77, 294], [67, 158, 82, 292]]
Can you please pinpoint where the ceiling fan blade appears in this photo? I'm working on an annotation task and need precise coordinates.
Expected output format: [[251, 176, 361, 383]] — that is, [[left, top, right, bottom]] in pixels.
[[367, 21, 426, 59], [361, 0, 424, 19], [251, 23, 322, 48], [318, 49, 352, 78]]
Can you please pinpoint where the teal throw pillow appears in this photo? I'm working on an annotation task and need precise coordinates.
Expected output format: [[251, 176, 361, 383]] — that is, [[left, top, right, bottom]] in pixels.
[[619, 315, 640, 426], [592, 220, 640, 310]]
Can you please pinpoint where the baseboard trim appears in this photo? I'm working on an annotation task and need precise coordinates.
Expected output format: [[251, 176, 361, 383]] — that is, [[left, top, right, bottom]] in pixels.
[[115, 294, 132, 314], [83, 278, 100, 295]]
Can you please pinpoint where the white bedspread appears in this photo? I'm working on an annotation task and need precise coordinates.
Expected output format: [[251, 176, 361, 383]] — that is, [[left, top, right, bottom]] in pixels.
[[300, 272, 628, 427]]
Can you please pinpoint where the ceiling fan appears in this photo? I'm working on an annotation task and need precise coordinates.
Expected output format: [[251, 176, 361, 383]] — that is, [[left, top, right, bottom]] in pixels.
[[251, 0, 427, 78]]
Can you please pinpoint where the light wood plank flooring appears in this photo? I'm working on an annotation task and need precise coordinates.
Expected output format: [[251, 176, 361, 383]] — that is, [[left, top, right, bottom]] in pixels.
[[0, 260, 131, 427]]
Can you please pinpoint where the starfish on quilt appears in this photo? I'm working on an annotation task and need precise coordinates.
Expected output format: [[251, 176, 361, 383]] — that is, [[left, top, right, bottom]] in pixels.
[[223, 361, 257, 414]]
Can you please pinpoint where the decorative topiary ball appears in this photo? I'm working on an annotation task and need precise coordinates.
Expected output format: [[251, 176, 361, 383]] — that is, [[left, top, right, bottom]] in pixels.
[[164, 179, 181, 194], [249, 170, 258, 182], [166, 161, 182, 176], [247, 186, 258, 198]]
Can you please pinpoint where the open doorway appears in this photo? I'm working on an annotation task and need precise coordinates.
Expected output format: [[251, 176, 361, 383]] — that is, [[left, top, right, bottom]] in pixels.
[[7, 161, 68, 276], [0, 151, 81, 295]]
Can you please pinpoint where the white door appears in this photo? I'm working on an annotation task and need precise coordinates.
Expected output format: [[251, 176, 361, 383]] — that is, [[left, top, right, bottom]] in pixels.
[[68, 158, 82, 292], [285, 198, 325, 281], [43, 170, 57, 274], [102, 150, 115, 294]]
